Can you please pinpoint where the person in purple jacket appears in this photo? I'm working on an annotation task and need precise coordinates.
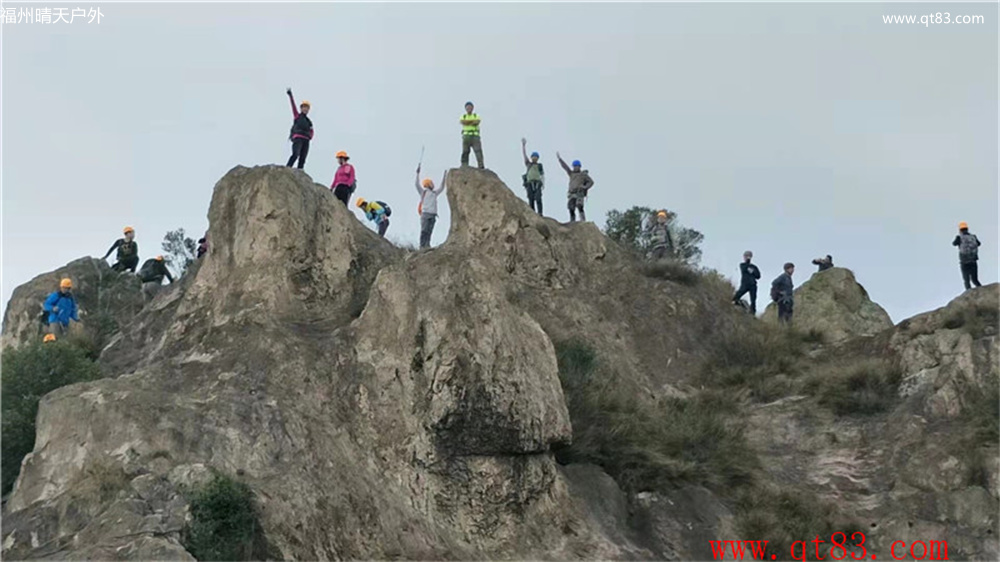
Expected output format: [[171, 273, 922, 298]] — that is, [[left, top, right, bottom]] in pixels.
[[285, 88, 314, 169]]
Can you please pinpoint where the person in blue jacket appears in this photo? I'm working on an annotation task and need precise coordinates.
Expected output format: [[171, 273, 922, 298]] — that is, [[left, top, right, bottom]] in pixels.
[[43, 278, 80, 338], [356, 197, 391, 238]]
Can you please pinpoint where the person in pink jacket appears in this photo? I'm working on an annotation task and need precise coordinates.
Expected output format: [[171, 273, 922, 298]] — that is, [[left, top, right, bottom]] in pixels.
[[331, 151, 356, 206]]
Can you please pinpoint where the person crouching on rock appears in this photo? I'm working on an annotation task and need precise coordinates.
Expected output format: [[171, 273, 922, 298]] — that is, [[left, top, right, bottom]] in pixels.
[[139, 255, 174, 300], [331, 151, 356, 206], [416, 166, 447, 249], [103, 226, 139, 273], [732, 250, 761, 315], [556, 152, 594, 222], [356, 198, 391, 238], [770, 262, 795, 325], [43, 278, 80, 339], [811, 254, 834, 272]]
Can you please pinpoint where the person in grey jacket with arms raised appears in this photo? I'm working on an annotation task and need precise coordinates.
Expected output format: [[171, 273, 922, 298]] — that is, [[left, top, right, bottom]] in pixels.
[[416, 166, 447, 249]]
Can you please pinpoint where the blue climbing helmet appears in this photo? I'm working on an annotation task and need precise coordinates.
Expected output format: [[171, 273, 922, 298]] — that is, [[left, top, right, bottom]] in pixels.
[[530, 152, 539, 158], [572, 160, 582, 168]]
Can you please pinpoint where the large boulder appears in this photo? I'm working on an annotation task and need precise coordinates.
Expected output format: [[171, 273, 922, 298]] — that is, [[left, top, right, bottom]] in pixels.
[[762, 267, 893, 342], [3, 166, 665, 560], [1, 257, 143, 351]]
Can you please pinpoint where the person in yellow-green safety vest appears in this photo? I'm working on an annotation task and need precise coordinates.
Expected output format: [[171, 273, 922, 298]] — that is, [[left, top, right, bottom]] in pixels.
[[460, 101, 484, 169]]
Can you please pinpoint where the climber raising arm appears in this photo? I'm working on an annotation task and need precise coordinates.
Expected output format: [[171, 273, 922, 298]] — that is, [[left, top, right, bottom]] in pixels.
[[414, 166, 423, 195], [521, 138, 530, 167], [287, 88, 300, 119], [557, 152, 572, 175], [436, 170, 447, 195]]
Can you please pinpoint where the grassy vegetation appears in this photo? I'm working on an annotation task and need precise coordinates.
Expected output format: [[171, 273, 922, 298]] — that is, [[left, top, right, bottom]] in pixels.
[[698, 324, 807, 403], [942, 302, 1000, 339], [555, 337, 859, 560], [182, 471, 271, 561], [639, 259, 702, 286], [555, 339, 757, 491], [2, 341, 101, 493], [804, 357, 904, 416], [68, 457, 132, 504]]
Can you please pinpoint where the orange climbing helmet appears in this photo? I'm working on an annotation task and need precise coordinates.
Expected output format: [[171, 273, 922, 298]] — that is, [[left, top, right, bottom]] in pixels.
[[43, 334, 57, 343], [422, 178, 433, 188], [123, 226, 135, 234], [155, 255, 164, 261], [958, 221, 969, 230], [300, 100, 311, 108], [356, 197, 366, 208], [336, 151, 349, 160], [60, 278, 73, 289]]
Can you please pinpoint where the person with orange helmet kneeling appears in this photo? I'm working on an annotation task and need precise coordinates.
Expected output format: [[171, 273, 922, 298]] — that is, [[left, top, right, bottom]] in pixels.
[[331, 151, 357, 206], [103, 226, 139, 272], [953, 221, 982, 290], [138, 256, 174, 301], [43, 278, 79, 338]]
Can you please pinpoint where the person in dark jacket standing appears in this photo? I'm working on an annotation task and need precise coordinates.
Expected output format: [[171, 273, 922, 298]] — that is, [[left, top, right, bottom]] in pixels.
[[285, 88, 313, 169], [103, 226, 139, 272], [812, 254, 834, 271], [953, 221, 982, 290], [771, 262, 795, 325], [648, 211, 674, 260], [139, 256, 174, 300], [732, 250, 761, 314]]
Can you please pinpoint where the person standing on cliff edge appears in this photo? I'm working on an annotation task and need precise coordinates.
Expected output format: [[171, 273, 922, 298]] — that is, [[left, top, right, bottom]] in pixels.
[[286, 88, 314, 169], [460, 101, 484, 168]]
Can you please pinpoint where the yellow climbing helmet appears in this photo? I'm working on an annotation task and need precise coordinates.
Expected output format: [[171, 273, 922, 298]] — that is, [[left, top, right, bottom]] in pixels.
[[60, 278, 73, 289]]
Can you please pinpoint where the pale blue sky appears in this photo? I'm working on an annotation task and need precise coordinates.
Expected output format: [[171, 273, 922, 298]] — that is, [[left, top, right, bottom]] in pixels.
[[2, 2, 997, 323]]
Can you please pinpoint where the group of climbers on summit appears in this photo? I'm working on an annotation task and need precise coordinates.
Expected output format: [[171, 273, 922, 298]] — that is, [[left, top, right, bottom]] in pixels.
[[281, 92, 598, 239]]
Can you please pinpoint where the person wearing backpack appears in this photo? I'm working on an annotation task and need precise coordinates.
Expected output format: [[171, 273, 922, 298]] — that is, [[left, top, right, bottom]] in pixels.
[[732, 250, 761, 315], [356, 198, 391, 238], [953, 221, 983, 290], [521, 138, 544, 215], [138, 256, 174, 300], [42, 278, 80, 338], [103, 226, 139, 273], [648, 211, 674, 260], [416, 166, 447, 249], [556, 152, 595, 222], [331, 151, 357, 207], [770, 262, 795, 325], [285, 88, 313, 169]]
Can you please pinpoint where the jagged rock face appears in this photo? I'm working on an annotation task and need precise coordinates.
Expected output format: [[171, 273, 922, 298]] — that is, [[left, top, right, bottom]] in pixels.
[[1, 257, 143, 350], [747, 284, 999, 560], [7, 165, 696, 560], [762, 267, 893, 342]]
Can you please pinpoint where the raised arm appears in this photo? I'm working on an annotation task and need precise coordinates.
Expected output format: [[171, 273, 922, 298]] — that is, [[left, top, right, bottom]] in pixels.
[[415, 168, 423, 195], [557, 153, 571, 175], [286, 88, 299, 118], [521, 138, 530, 166], [435, 170, 448, 195]]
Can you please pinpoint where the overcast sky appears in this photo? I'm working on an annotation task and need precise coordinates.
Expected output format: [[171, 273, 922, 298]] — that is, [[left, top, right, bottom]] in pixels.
[[2, 1, 997, 324]]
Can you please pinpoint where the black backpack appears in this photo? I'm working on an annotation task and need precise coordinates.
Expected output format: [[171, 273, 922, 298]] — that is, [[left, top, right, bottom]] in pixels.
[[376, 201, 392, 217], [770, 285, 782, 303]]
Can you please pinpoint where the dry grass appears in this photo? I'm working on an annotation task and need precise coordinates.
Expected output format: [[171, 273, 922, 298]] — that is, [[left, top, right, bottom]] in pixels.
[[803, 357, 903, 416]]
